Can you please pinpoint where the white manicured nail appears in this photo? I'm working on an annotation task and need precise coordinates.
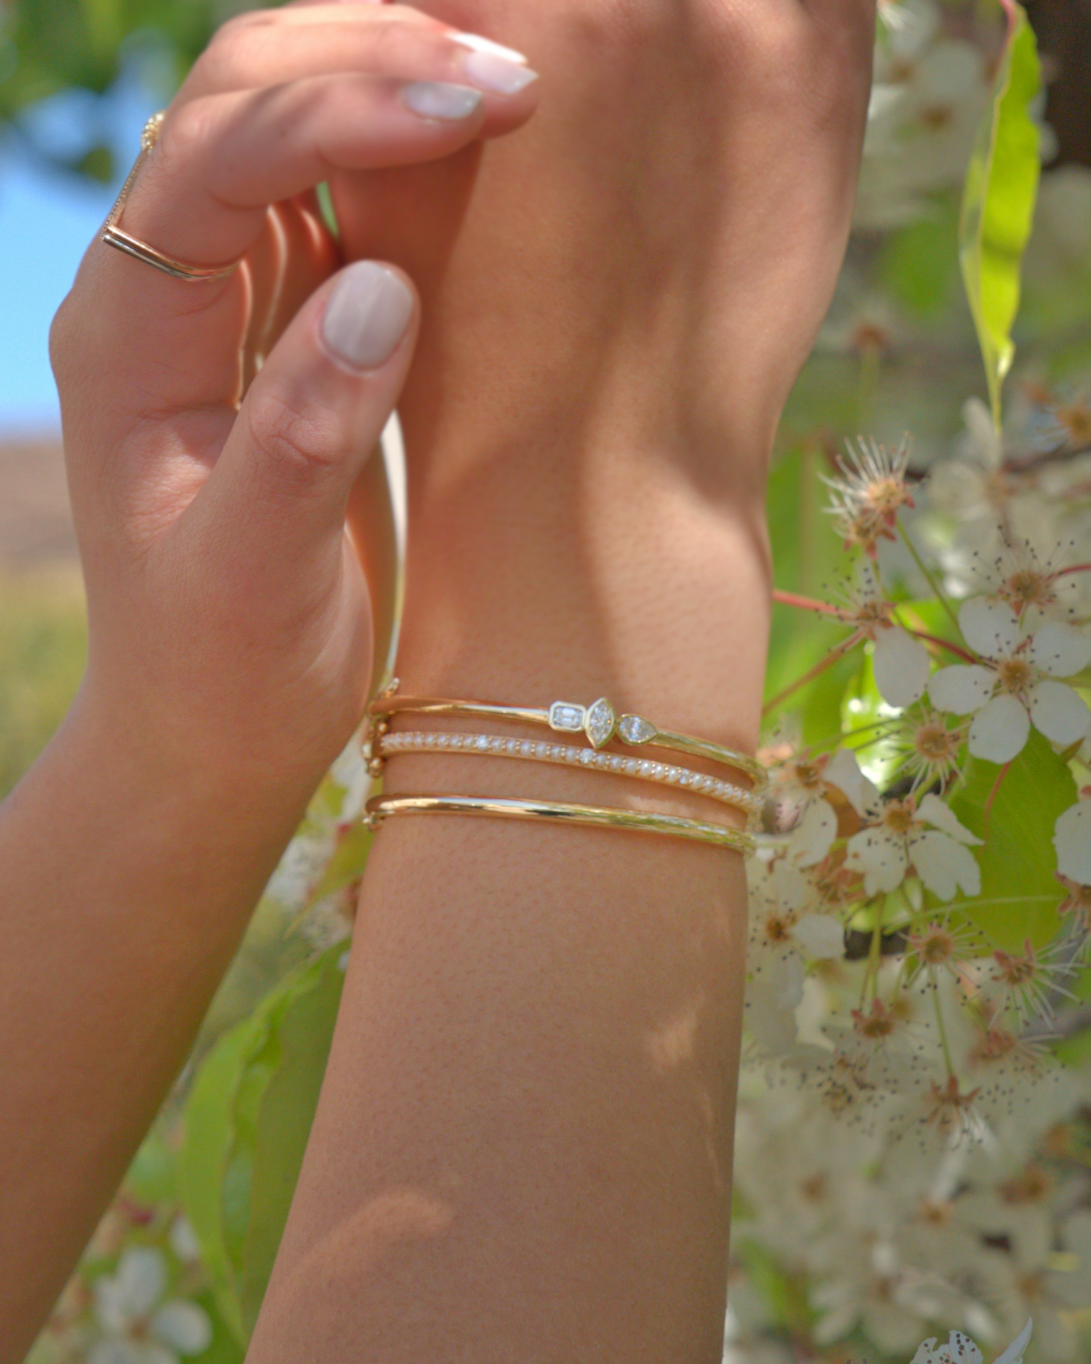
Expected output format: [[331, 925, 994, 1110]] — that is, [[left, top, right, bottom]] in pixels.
[[451, 35, 538, 96], [402, 81, 483, 121], [451, 33, 529, 66], [322, 262, 414, 371]]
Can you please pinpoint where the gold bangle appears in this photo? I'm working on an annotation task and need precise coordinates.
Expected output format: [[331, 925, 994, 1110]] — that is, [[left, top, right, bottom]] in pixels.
[[375, 729, 764, 818], [365, 794, 755, 854], [368, 683, 766, 792]]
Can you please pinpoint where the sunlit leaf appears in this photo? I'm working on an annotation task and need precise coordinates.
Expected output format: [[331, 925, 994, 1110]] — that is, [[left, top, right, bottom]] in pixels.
[[949, 730, 1073, 952], [958, 6, 1042, 429]]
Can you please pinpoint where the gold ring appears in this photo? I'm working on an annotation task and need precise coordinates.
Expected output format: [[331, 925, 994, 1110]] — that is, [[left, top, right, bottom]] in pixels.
[[100, 111, 243, 284]]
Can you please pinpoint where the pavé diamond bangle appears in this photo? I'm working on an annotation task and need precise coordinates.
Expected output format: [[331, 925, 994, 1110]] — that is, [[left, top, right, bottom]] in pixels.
[[365, 794, 755, 854], [366, 682, 766, 791], [375, 729, 764, 819]]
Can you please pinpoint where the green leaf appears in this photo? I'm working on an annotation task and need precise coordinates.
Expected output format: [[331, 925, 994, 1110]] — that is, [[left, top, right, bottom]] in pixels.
[[239, 950, 346, 1330], [958, 5, 1042, 429], [179, 1025, 255, 1346], [949, 730, 1074, 953], [179, 946, 347, 1345]]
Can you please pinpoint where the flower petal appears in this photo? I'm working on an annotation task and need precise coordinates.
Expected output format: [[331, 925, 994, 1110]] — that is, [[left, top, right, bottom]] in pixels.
[[908, 831, 981, 900], [823, 748, 881, 816], [87, 1344, 143, 1364], [1054, 801, 1091, 885], [771, 859, 811, 913], [1029, 679, 1091, 748], [794, 913, 845, 959], [959, 597, 1021, 660], [873, 625, 931, 708], [917, 793, 982, 846], [116, 1247, 166, 1318], [1030, 622, 1091, 678], [968, 693, 1031, 763], [152, 1301, 213, 1355], [993, 1319, 1033, 1364], [847, 828, 909, 895], [929, 664, 995, 715], [789, 799, 838, 868]]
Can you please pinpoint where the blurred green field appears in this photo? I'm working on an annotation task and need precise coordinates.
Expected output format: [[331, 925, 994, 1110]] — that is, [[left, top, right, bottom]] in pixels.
[[0, 570, 87, 797]]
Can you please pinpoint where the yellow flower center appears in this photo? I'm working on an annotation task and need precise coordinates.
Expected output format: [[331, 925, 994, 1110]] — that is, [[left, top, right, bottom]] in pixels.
[[1055, 401, 1091, 446], [1002, 569, 1054, 612], [882, 802, 915, 835], [998, 656, 1032, 694]]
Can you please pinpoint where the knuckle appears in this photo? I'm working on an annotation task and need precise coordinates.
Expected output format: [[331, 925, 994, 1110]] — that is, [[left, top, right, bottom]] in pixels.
[[246, 390, 348, 482], [366, 18, 429, 66], [159, 97, 216, 165]]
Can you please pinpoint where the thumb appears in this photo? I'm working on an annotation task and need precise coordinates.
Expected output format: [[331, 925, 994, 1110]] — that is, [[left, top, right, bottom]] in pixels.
[[192, 260, 418, 564]]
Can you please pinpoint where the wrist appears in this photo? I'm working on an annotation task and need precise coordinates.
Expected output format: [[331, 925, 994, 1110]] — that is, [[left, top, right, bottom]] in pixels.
[[398, 441, 772, 754], [64, 682, 318, 895]]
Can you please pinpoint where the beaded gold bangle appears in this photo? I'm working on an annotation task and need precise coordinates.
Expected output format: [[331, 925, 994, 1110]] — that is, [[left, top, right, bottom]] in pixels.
[[365, 794, 755, 854], [367, 682, 766, 791], [375, 729, 764, 818]]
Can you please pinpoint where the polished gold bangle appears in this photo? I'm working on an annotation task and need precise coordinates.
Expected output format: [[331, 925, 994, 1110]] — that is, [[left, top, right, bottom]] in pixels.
[[365, 794, 754, 854], [375, 729, 764, 818], [101, 110, 244, 284], [368, 683, 766, 791]]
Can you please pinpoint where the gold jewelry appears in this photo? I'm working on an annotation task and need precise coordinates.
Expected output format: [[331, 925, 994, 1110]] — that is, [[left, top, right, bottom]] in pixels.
[[101, 111, 243, 283], [365, 794, 754, 854], [368, 683, 766, 791], [376, 729, 764, 818]]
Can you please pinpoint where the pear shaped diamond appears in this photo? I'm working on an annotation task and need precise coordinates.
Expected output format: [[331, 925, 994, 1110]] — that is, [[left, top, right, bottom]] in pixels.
[[618, 714, 657, 746], [585, 697, 617, 749]]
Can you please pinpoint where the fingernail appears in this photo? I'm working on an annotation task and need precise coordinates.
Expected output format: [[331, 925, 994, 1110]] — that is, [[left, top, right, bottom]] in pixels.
[[451, 34, 538, 96], [450, 33, 529, 66], [322, 262, 414, 371], [401, 80, 483, 121]]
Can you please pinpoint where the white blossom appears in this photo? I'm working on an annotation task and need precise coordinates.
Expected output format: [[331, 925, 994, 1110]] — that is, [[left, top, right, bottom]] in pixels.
[[929, 598, 1091, 762], [89, 1248, 211, 1364], [846, 793, 982, 899], [1053, 799, 1091, 885]]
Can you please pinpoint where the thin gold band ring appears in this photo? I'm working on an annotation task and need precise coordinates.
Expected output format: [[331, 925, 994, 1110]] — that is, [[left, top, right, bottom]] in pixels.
[[100, 111, 244, 284]]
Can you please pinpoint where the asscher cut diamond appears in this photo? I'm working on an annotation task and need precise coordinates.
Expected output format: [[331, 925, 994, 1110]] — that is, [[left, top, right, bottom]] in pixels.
[[618, 714, 657, 745], [549, 701, 587, 733], [585, 697, 617, 749]]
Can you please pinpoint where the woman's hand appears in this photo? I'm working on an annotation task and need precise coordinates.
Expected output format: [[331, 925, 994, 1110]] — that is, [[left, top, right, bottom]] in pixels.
[[50, 1, 539, 812], [328, 0, 876, 747], [0, 12, 540, 1359]]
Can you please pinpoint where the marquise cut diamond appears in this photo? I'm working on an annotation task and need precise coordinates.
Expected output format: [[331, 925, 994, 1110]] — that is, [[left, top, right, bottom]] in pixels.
[[618, 714, 657, 746], [585, 697, 617, 749], [549, 701, 586, 733]]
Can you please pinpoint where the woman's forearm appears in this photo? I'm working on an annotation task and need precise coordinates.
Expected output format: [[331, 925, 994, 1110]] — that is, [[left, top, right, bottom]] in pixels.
[[0, 704, 311, 1361], [246, 433, 772, 1363]]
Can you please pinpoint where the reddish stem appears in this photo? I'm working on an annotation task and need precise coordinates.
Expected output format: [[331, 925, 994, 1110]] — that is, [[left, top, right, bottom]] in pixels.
[[983, 760, 1013, 840], [772, 589, 849, 619], [908, 630, 979, 666], [1056, 563, 1091, 579], [763, 631, 863, 716]]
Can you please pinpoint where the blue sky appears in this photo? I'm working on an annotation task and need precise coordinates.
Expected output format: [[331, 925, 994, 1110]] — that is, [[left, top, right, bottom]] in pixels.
[[0, 72, 159, 438]]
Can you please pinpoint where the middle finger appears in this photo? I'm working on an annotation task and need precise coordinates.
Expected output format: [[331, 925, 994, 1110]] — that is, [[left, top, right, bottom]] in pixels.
[[183, 6, 538, 115]]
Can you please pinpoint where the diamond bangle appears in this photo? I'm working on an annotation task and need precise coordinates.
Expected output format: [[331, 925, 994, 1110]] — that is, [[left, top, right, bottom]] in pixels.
[[367, 682, 766, 791], [374, 729, 764, 818]]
